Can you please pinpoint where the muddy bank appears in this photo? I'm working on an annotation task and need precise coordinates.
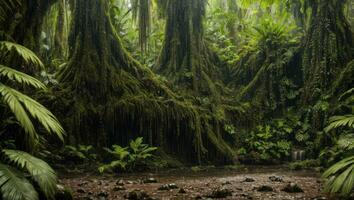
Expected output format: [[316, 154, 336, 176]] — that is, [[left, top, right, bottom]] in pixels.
[[60, 166, 327, 200]]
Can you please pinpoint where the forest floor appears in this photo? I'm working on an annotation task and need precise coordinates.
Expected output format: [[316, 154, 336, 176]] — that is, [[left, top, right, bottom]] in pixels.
[[60, 166, 328, 200]]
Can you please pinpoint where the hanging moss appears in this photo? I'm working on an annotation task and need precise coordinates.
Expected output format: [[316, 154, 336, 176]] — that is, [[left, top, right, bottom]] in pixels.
[[57, 0, 236, 164], [302, 0, 353, 104]]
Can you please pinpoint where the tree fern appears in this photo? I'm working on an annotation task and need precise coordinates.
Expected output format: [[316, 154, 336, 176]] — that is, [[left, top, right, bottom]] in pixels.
[[2, 150, 58, 199], [0, 163, 38, 200], [0, 41, 64, 146]]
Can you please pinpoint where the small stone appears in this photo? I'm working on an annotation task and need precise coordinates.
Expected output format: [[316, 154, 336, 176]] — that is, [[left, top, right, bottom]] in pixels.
[[281, 183, 304, 193], [113, 186, 126, 191], [78, 181, 89, 186], [116, 179, 125, 186], [256, 185, 274, 192], [311, 197, 326, 200], [77, 188, 86, 193], [242, 177, 255, 182], [125, 189, 149, 200], [143, 178, 158, 183], [158, 183, 178, 190], [168, 183, 178, 189], [97, 191, 109, 198], [55, 184, 73, 200], [178, 188, 186, 193], [269, 175, 283, 182], [222, 181, 232, 185], [208, 187, 233, 198]]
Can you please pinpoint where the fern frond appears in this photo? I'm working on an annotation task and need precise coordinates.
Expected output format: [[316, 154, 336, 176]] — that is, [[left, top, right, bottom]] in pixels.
[[0, 163, 38, 200], [2, 150, 58, 199], [0, 41, 44, 68], [322, 156, 354, 195], [0, 84, 64, 142], [325, 115, 354, 133], [0, 65, 46, 89]]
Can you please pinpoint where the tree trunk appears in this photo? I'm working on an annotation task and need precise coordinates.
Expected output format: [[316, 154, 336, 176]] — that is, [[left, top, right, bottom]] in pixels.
[[58, 0, 235, 164], [302, 0, 353, 103], [157, 0, 221, 96]]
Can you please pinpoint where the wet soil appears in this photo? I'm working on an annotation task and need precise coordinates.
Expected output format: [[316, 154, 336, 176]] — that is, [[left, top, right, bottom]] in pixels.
[[60, 166, 328, 200]]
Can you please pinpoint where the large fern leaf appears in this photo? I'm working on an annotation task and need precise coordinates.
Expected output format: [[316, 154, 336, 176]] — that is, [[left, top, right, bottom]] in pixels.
[[0, 65, 46, 89], [0, 41, 44, 68], [322, 156, 354, 195], [325, 115, 354, 133], [3, 150, 58, 199], [0, 84, 64, 142], [0, 163, 38, 200]]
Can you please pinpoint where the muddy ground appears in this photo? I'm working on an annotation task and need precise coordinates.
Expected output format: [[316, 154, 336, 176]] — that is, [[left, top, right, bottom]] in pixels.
[[60, 166, 329, 200]]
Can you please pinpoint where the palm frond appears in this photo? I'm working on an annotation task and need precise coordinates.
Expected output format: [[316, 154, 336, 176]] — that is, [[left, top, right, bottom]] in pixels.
[[0, 41, 44, 68], [322, 156, 354, 195], [2, 150, 58, 199], [0, 163, 38, 200], [324, 115, 354, 133], [0, 84, 64, 142], [0, 65, 46, 89]]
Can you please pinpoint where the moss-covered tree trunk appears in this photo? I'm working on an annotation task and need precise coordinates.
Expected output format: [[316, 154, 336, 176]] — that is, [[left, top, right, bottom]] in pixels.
[[157, 0, 221, 96], [58, 0, 235, 164], [1, 0, 56, 50], [302, 0, 353, 104]]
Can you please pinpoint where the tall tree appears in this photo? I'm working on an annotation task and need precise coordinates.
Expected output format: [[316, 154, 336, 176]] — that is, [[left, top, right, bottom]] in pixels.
[[156, 0, 221, 96], [302, 0, 353, 103], [0, 0, 57, 50], [58, 0, 235, 163]]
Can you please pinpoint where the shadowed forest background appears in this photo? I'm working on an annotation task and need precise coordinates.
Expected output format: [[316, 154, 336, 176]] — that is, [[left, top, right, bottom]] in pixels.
[[0, 0, 353, 199]]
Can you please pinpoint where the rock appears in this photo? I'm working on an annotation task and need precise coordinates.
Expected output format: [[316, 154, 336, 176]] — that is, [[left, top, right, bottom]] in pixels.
[[269, 175, 283, 182], [55, 184, 73, 200], [242, 176, 255, 182], [125, 189, 150, 200], [168, 183, 178, 189], [222, 181, 232, 185], [208, 187, 233, 198], [116, 179, 125, 186], [97, 191, 109, 198], [256, 185, 274, 192], [281, 183, 304, 193], [143, 178, 158, 183], [113, 186, 126, 191], [77, 188, 86, 193], [78, 181, 89, 186], [178, 188, 186, 194], [158, 183, 178, 190], [311, 197, 326, 200]]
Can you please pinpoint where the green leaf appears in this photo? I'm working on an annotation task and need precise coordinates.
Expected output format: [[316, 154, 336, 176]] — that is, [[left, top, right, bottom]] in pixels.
[[0, 41, 44, 68], [325, 115, 354, 132], [0, 65, 46, 89], [3, 150, 58, 199], [0, 163, 38, 200], [0, 84, 64, 142]]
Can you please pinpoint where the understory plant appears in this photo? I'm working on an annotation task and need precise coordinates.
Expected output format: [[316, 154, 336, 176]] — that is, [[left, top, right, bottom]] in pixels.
[[0, 41, 64, 200], [99, 137, 157, 173], [240, 123, 292, 163], [322, 88, 354, 197]]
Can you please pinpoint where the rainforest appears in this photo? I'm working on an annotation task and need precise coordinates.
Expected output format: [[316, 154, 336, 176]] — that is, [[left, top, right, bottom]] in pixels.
[[0, 0, 354, 199]]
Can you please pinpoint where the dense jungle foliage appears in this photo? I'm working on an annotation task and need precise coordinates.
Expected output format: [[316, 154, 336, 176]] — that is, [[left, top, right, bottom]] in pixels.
[[0, 0, 354, 199]]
